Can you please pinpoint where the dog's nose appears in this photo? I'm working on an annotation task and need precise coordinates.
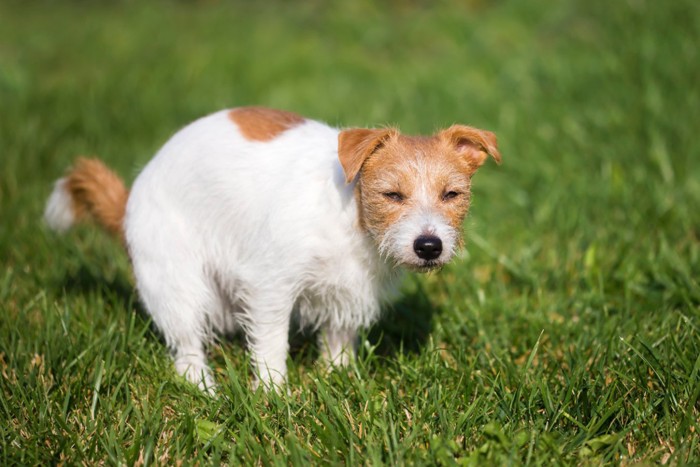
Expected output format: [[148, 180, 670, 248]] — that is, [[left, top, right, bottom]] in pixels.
[[413, 235, 442, 260]]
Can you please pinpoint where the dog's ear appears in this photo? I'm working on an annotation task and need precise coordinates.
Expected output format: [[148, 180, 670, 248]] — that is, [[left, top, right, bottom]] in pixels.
[[338, 128, 396, 184], [438, 125, 501, 172]]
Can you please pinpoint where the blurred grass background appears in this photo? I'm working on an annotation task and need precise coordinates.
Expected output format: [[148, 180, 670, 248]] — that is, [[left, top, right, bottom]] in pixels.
[[1, 0, 699, 464]]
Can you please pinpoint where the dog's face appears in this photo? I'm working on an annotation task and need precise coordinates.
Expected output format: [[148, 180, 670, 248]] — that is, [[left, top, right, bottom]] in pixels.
[[339, 125, 500, 271]]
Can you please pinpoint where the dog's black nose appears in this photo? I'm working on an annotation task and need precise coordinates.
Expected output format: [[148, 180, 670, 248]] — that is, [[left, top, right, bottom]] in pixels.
[[413, 235, 442, 260]]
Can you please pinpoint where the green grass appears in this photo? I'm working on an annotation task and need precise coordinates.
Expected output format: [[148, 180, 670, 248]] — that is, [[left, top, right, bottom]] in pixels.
[[1, 0, 699, 464]]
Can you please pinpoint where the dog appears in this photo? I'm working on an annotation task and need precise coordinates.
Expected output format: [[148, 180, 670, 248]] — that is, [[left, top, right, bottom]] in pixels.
[[44, 106, 500, 392]]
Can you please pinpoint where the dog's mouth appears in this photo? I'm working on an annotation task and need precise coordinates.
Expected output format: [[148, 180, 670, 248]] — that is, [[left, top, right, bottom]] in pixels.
[[406, 260, 444, 273]]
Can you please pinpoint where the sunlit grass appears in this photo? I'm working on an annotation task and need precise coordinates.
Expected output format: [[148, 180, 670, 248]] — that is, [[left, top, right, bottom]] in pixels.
[[1, 0, 698, 464]]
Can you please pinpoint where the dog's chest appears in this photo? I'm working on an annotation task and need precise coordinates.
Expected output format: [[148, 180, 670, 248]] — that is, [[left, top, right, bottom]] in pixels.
[[294, 245, 396, 329]]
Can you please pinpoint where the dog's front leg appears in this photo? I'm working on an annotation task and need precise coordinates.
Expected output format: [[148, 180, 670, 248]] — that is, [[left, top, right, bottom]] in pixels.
[[319, 326, 358, 368], [247, 308, 292, 391]]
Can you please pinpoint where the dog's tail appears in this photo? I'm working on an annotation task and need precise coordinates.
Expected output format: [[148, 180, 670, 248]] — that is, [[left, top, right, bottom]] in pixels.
[[44, 158, 129, 240]]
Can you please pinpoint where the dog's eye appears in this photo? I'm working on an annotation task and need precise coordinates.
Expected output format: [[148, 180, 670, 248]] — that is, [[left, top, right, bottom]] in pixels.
[[383, 192, 405, 202], [442, 191, 461, 201]]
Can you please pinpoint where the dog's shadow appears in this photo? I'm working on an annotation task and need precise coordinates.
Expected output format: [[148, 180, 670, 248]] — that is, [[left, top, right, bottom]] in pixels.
[[60, 264, 122, 296], [56, 263, 145, 316], [367, 280, 437, 356], [57, 265, 438, 362], [289, 279, 438, 361]]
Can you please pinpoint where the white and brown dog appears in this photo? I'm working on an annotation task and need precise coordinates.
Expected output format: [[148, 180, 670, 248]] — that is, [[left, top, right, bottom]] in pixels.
[[45, 107, 500, 392]]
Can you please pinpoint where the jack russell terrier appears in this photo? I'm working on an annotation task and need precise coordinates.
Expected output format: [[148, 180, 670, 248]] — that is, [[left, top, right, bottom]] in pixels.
[[45, 107, 500, 392]]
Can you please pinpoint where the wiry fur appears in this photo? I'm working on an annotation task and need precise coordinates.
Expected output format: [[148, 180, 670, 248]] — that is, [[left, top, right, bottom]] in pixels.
[[44, 107, 500, 393]]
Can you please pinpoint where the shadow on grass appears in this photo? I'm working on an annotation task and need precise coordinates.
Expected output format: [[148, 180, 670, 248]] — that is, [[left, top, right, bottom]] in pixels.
[[57, 264, 438, 362], [57, 263, 137, 307], [368, 281, 438, 356], [288, 280, 438, 363]]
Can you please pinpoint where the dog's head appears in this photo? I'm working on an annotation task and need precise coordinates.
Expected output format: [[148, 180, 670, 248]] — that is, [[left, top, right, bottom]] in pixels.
[[338, 124, 500, 271]]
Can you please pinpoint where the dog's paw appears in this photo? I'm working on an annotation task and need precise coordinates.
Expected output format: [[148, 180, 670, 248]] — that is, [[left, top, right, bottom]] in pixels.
[[175, 357, 216, 395]]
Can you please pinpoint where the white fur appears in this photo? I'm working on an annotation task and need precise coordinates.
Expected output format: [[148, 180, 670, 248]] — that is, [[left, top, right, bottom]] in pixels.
[[379, 209, 458, 269], [44, 178, 76, 233], [124, 110, 400, 391]]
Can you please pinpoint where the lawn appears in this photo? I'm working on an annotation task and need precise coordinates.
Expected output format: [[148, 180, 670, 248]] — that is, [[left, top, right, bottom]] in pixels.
[[1, 0, 698, 464]]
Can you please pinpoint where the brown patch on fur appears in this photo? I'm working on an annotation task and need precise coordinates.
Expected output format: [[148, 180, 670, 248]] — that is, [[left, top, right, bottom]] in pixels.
[[65, 158, 129, 240], [229, 107, 305, 142]]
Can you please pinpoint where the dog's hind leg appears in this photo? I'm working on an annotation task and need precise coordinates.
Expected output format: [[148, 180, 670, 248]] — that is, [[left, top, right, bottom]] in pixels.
[[132, 257, 218, 394]]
